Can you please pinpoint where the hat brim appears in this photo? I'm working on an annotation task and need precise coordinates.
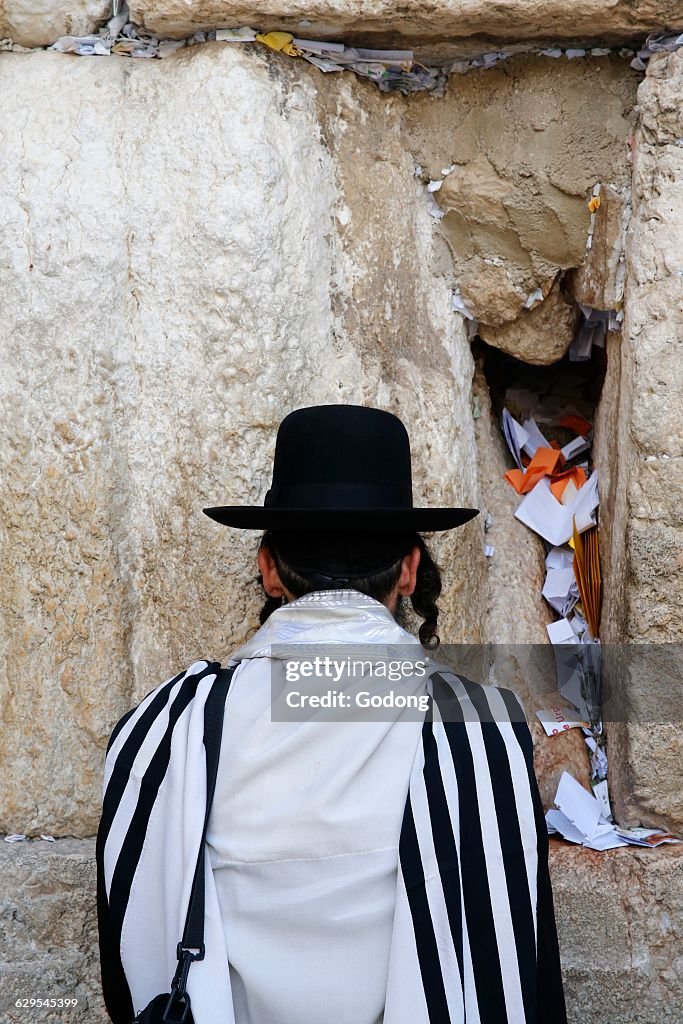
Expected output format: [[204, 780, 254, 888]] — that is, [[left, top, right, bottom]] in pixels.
[[202, 506, 480, 532]]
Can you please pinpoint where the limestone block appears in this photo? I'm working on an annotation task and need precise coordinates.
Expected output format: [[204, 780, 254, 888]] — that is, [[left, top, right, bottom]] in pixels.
[[565, 185, 630, 311], [478, 279, 579, 365], [0, 1, 110, 47], [0, 838, 105, 1023], [533, 727, 593, 814], [128, 0, 683, 57], [549, 841, 683, 1022], [601, 49, 683, 832], [0, 46, 483, 837], [3, 837, 683, 1024], [406, 56, 638, 332]]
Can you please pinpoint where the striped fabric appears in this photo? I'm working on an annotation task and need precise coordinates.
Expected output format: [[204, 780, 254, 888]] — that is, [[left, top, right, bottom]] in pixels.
[[97, 661, 566, 1024]]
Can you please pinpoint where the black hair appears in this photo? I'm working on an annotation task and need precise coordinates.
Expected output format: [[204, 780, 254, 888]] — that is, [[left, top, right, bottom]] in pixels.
[[256, 530, 443, 647]]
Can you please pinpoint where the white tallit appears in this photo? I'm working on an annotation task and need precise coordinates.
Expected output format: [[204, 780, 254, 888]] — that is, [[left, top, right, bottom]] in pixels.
[[96, 590, 566, 1024]]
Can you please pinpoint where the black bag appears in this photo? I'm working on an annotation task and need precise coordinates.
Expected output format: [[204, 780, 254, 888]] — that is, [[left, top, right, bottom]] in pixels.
[[131, 667, 234, 1024]]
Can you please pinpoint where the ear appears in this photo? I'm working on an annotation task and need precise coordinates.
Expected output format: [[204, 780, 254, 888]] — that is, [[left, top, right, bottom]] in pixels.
[[396, 545, 421, 597], [257, 546, 287, 598]]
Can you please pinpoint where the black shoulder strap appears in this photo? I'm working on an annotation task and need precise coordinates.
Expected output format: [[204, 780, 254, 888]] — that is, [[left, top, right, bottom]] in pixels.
[[97, 662, 236, 1023], [181, 664, 235, 953], [165, 664, 235, 1019]]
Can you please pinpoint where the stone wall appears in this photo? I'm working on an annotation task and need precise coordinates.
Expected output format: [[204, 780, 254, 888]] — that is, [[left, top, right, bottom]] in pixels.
[[4, 0, 681, 54], [3, 837, 683, 1024], [0, 1, 110, 48], [0, 43, 644, 840], [405, 55, 638, 352], [125, 2, 683, 59], [599, 47, 683, 832], [1, 9, 682, 1024], [0, 45, 485, 839]]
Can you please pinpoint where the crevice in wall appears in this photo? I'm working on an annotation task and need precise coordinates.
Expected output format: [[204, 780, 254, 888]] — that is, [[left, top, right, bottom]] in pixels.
[[480, 336, 607, 434], [469, 322, 612, 810]]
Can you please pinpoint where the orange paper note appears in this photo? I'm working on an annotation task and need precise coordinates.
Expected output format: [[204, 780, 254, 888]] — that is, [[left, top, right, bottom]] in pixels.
[[572, 519, 601, 639], [504, 468, 527, 493], [549, 466, 588, 501], [560, 413, 592, 436], [504, 446, 563, 494], [519, 447, 563, 493]]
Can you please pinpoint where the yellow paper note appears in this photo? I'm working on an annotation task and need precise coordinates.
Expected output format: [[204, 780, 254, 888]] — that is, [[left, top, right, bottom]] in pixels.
[[572, 518, 601, 638], [256, 32, 301, 56]]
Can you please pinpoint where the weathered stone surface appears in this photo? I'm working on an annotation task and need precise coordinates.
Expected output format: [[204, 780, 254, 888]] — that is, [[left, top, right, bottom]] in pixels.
[[549, 840, 683, 1022], [128, 0, 683, 57], [0, 1, 110, 48], [565, 184, 630, 311], [597, 48, 683, 832], [3, 836, 683, 1024], [532, 726, 593, 814], [0, 838, 105, 1023], [478, 279, 579, 364], [471, 360, 554, 644], [0, 46, 484, 838], [0, 18, 681, 1020], [406, 55, 638, 332]]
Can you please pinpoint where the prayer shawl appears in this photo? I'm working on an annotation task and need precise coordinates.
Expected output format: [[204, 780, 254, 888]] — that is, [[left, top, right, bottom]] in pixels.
[[97, 660, 566, 1024]]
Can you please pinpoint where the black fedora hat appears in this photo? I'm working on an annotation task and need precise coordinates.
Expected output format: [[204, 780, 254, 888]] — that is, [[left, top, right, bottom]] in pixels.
[[202, 404, 479, 532]]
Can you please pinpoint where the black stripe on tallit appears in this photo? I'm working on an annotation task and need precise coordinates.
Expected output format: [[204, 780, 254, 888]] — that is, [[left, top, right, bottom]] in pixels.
[[97, 655, 220, 1024], [99, 667, 191, 849], [431, 673, 509, 1024], [108, 664, 220, 936], [399, 741, 452, 1024], [96, 667, 197, 1024], [458, 677, 537, 1024], [106, 706, 136, 755], [421, 713, 465, 991], [96, 815, 134, 1024], [496, 686, 568, 1024]]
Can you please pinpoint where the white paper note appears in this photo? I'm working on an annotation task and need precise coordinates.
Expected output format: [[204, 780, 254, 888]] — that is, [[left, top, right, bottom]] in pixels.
[[521, 417, 551, 457], [501, 409, 529, 470], [535, 707, 589, 736], [583, 831, 628, 851], [546, 809, 584, 844], [545, 545, 574, 570], [561, 434, 592, 461], [555, 771, 603, 838], [514, 473, 599, 546], [547, 618, 580, 645], [216, 27, 257, 41], [542, 567, 579, 615]]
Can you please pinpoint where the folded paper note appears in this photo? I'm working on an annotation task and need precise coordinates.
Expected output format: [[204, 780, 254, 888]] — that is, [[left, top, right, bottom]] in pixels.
[[549, 465, 587, 501], [546, 617, 580, 645], [559, 413, 593, 435], [545, 545, 575, 570], [521, 417, 551, 457], [572, 521, 601, 639], [501, 409, 529, 470], [550, 772, 627, 850], [542, 567, 579, 616], [515, 472, 599, 546], [614, 827, 681, 847], [535, 707, 589, 736], [560, 434, 593, 461]]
